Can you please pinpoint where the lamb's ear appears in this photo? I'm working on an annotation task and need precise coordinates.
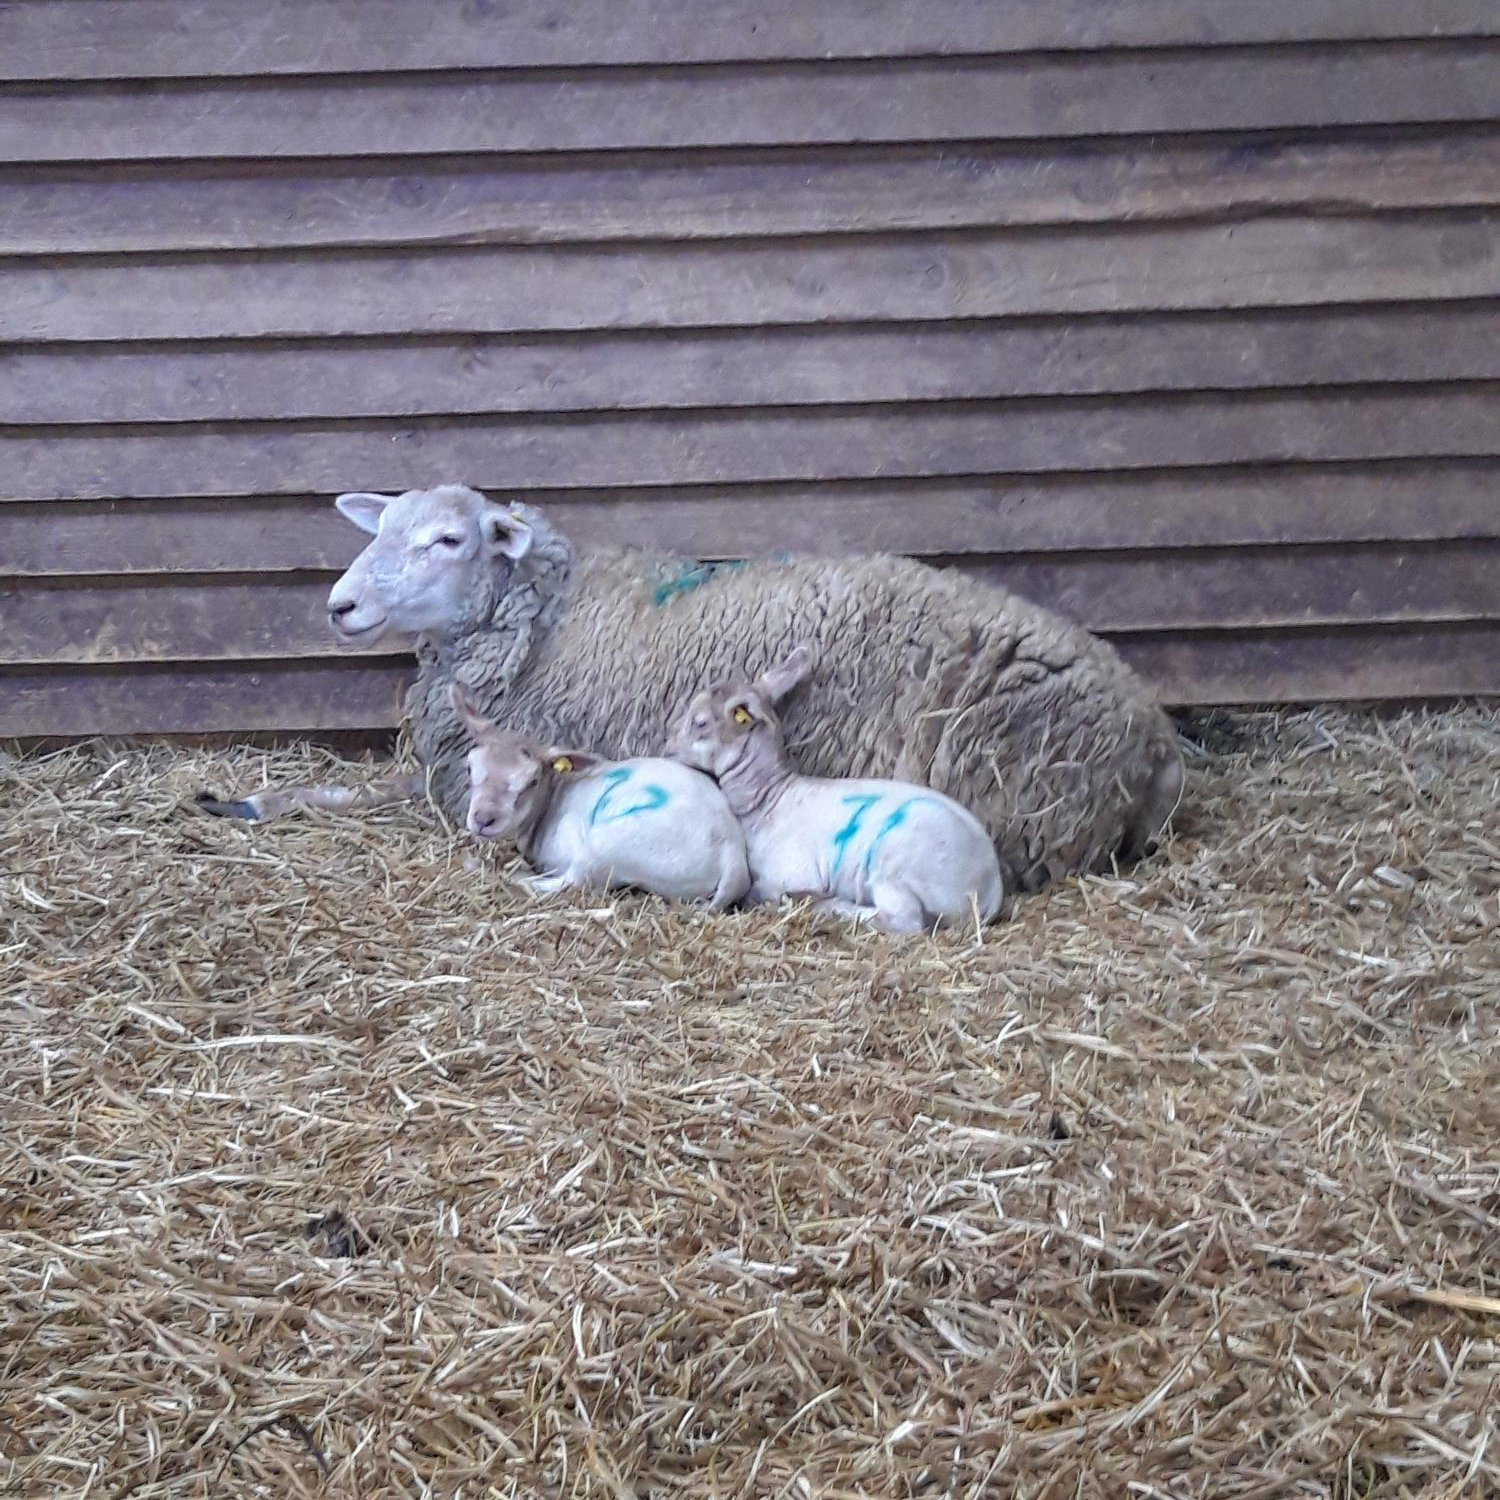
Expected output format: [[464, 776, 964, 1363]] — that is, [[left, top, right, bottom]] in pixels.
[[542, 747, 600, 775], [449, 682, 494, 739], [755, 646, 813, 704], [479, 504, 534, 562], [334, 492, 390, 535]]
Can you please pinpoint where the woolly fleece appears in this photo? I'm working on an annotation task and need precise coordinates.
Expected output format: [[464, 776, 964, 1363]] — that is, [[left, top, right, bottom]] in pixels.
[[405, 505, 1182, 892]]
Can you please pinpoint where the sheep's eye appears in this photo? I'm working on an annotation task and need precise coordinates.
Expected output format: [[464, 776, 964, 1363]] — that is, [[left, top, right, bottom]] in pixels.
[[428, 534, 464, 550]]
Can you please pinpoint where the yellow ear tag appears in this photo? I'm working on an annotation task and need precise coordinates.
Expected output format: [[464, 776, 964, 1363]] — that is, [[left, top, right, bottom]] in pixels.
[[733, 707, 755, 727], [551, 756, 574, 774]]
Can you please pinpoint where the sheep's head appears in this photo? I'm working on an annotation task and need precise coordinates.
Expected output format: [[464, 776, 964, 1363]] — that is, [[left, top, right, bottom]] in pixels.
[[326, 484, 537, 644], [666, 647, 813, 778], [450, 684, 593, 841]]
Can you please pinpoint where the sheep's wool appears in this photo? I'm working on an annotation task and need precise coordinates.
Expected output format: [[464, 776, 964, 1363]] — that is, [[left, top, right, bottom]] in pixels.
[[408, 508, 1183, 891]]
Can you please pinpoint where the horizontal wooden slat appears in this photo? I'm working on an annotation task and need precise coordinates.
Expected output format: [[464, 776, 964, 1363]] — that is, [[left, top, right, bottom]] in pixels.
[[8, 465, 1500, 578], [9, 388, 1500, 503], [1115, 623, 1500, 705], [9, 132, 1500, 254], [0, 658, 415, 738], [10, 215, 1500, 344], [8, 306, 1500, 426], [4, 1, 1495, 82], [7, 621, 1499, 738], [4, 45, 1498, 162], [6, 541, 1496, 667]]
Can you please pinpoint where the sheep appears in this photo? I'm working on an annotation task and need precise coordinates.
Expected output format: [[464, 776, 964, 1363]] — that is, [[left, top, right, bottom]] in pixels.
[[197, 483, 1183, 892], [667, 647, 1003, 934], [452, 685, 750, 910]]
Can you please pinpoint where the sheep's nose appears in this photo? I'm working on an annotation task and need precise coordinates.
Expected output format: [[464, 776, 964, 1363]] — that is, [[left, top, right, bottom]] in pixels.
[[329, 598, 357, 621], [469, 814, 497, 837]]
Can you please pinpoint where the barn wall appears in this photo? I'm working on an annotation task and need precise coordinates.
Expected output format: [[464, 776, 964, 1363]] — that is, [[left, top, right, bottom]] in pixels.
[[4, 1, 1500, 735]]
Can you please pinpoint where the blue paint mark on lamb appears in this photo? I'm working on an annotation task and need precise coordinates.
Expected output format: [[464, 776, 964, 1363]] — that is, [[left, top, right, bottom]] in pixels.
[[830, 793, 881, 877], [588, 768, 670, 827], [861, 797, 936, 877]]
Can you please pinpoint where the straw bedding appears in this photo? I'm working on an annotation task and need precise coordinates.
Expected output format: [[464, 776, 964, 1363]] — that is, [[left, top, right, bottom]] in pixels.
[[3, 703, 1499, 1499]]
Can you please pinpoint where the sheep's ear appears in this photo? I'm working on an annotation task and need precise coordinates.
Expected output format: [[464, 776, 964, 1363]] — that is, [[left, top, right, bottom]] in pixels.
[[543, 747, 599, 775], [480, 504, 534, 562], [449, 682, 493, 738], [334, 492, 390, 535], [755, 647, 813, 704]]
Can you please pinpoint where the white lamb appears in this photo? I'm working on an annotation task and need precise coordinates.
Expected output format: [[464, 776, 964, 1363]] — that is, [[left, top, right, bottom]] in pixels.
[[667, 648, 1004, 935], [452, 685, 749, 909]]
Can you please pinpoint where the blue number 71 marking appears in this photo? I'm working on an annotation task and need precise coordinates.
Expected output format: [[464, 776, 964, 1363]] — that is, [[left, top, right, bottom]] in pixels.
[[831, 793, 881, 876]]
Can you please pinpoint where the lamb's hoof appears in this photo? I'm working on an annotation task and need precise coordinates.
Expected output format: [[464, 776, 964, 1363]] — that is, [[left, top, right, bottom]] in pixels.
[[194, 791, 258, 821]]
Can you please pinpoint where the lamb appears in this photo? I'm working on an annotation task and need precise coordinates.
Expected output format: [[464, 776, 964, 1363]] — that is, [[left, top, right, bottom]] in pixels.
[[667, 648, 1003, 934], [197, 483, 1183, 892], [452, 685, 749, 909]]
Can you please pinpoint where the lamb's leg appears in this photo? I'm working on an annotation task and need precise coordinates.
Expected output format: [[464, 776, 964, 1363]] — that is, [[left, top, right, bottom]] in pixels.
[[518, 871, 577, 898], [867, 880, 932, 936], [813, 895, 880, 924], [707, 846, 751, 911], [195, 772, 425, 822]]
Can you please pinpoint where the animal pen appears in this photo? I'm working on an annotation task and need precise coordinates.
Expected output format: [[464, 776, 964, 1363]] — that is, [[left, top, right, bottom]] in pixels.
[[4, 3, 1500, 1497]]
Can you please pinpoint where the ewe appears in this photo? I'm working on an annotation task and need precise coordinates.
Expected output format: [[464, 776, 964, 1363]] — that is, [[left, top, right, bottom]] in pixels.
[[199, 484, 1183, 892]]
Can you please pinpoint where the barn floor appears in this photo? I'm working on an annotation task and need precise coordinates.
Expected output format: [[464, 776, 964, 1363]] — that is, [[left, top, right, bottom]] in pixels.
[[3, 704, 1499, 1500]]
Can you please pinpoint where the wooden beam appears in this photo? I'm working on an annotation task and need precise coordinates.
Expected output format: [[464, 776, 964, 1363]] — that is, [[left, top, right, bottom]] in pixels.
[[10, 465, 1500, 577], [4, 1, 1495, 82], [10, 132, 1500, 253], [4, 45, 1497, 161], [13, 214, 1500, 343], [9, 387, 1500, 503], [0, 658, 414, 737], [8, 306, 1500, 426], [1116, 622, 1500, 705]]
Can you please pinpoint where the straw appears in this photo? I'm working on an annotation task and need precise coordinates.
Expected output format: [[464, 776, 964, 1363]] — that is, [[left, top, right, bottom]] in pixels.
[[2, 702, 1499, 1497]]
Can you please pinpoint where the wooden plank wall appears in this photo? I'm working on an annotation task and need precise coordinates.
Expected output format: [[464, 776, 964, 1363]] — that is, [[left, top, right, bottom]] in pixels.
[[4, 0, 1500, 735]]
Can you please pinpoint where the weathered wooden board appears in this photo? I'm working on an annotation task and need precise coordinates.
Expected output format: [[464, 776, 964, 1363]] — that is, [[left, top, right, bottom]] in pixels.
[[11, 215, 1500, 344], [11, 132, 1500, 253], [5, 0, 1495, 82], [4, 44, 1497, 162], [1115, 623, 1500, 705], [6, 541, 1495, 666], [9, 621, 1500, 738], [11, 464, 1500, 578], [0, 659, 415, 738], [11, 305, 1500, 426], [10, 388, 1500, 504]]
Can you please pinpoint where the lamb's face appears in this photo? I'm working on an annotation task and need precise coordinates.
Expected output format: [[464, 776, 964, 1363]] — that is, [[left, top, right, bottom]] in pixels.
[[667, 685, 774, 778], [325, 484, 533, 644], [464, 737, 547, 840]]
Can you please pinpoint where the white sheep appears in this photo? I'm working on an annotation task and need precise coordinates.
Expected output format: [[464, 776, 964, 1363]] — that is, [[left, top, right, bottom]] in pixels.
[[451, 685, 750, 910], [198, 484, 1184, 892], [667, 648, 1004, 935]]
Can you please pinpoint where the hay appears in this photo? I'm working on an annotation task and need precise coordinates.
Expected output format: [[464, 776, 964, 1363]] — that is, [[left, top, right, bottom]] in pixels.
[[3, 702, 1499, 1499]]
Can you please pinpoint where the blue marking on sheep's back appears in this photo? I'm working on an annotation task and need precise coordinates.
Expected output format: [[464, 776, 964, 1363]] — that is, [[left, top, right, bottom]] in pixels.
[[589, 767, 670, 825], [650, 559, 747, 608], [862, 797, 934, 876], [830, 793, 881, 877]]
